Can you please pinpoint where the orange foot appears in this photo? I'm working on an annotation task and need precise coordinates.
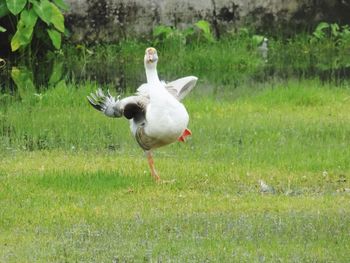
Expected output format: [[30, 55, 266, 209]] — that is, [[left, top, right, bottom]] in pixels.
[[178, 128, 192, 142]]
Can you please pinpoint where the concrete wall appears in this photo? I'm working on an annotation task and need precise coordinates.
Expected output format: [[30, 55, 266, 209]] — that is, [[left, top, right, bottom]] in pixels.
[[64, 0, 350, 43]]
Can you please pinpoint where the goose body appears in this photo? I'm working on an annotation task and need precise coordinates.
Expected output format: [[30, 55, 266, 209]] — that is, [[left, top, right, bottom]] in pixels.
[[141, 85, 189, 145], [88, 47, 197, 180]]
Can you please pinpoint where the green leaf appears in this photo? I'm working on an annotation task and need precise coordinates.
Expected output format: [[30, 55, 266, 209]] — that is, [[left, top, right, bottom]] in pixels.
[[33, 0, 65, 32], [6, 0, 27, 15], [315, 22, 330, 32], [10, 9, 38, 51], [47, 28, 61, 49], [313, 22, 329, 39], [49, 2, 64, 32], [182, 27, 194, 38], [195, 20, 210, 35], [0, 1, 10, 17], [252, 35, 264, 46], [238, 27, 249, 36], [11, 32, 22, 51], [195, 20, 214, 42], [0, 25, 6, 32], [11, 66, 36, 99], [330, 23, 339, 37], [153, 25, 173, 38], [63, 27, 70, 37], [53, 0, 68, 11], [48, 60, 63, 85], [21, 7, 38, 27], [33, 0, 52, 25]]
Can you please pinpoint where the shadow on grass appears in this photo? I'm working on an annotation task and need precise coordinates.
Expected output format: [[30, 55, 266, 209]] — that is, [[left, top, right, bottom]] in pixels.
[[34, 171, 152, 193]]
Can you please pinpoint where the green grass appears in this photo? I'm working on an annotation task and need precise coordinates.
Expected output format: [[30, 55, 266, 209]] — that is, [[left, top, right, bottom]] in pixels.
[[2, 24, 349, 95], [59, 28, 350, 87], [1, 79, 350, 261], [61, 36, 264, 87]]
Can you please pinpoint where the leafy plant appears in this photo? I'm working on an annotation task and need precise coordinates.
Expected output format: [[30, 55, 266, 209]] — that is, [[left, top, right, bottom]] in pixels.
[[0, 0, 68, 52], [311, 21, 350, 44], [153, 25, 194, 47], [194, 20, 214, 43], [153, 25, 173, 40], [11, 66, 36, 100], [312, 22, 330, 40], [308, 21, 350, 78], [152, 20, 215, 47], [252, 34, 264, 46]]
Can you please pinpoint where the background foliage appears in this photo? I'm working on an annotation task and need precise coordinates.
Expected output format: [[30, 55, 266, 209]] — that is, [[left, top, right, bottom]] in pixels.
[[0, 0, 68, 52]]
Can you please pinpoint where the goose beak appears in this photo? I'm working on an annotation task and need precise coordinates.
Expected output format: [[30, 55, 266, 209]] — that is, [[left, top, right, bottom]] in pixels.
[[146, 54, 158, 63], [146, 55, 155, 63]]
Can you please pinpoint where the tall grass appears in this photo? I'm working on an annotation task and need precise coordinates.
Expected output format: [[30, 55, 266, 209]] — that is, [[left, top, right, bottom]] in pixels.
[[2, 24, 349, 92], [1, 21, 349, 97], [61, 36, 264, 88], [57, 25, 350, 87]]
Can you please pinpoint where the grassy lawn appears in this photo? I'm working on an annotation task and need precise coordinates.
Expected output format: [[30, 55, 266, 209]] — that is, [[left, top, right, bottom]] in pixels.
[[1, 79, 350, 261]]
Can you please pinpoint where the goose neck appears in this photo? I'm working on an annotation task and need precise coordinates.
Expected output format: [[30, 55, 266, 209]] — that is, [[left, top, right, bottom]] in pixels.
[[146, 67, 160, 85]]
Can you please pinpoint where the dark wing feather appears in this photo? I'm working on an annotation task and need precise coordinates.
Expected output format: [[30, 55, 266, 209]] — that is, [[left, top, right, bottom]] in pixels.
[[124, 102, 144, 120], [87, 89, 122, 117]]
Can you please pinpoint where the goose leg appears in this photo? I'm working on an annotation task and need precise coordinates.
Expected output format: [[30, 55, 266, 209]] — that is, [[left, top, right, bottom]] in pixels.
[[146, 151, 160, 181]]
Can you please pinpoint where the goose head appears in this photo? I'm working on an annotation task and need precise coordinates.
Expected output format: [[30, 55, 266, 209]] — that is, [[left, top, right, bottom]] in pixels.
[[144, 47, 160, 83], [144, 47, 158, 69]]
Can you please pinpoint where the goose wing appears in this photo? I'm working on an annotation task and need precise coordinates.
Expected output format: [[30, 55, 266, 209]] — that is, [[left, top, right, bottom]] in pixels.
[[87, 88, 149, 120], [165, 76, 198, 101]]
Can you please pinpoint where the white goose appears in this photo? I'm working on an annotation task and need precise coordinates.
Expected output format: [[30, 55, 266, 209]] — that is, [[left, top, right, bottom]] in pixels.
[[88, 47, 197, 181]]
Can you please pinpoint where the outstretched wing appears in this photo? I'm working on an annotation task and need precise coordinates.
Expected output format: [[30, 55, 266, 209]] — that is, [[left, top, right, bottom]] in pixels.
[[87, 89, 123, 117], [87, 89, 149, 120], [165, 76, 198, 101]]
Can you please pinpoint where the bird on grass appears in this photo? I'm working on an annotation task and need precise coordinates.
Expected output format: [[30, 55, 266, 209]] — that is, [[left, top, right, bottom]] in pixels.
[[257, 37, 268, 62], [87, 47, 197, 181], [259, 179, 275, 194]]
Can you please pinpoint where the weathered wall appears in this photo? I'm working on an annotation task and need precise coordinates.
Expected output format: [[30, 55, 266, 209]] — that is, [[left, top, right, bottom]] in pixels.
[[64, 0, 350, 43]]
